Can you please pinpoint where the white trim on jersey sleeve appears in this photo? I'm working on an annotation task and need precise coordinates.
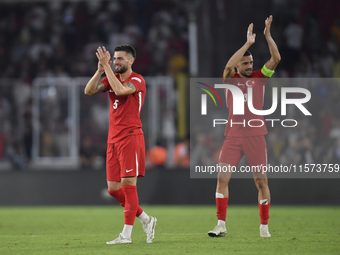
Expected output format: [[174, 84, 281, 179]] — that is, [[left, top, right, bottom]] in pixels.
[[138, 92, 142, 113], [131, 77, 142, 83]]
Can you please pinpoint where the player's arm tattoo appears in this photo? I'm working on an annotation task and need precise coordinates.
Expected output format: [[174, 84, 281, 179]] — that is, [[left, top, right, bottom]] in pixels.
[[95, 83, 106, 94], [125, 82, 136, 92]]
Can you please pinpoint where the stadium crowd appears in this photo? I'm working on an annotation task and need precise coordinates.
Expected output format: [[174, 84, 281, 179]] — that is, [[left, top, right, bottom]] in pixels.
[[0, 0, 339, 169], [0, 0, 188, 169]]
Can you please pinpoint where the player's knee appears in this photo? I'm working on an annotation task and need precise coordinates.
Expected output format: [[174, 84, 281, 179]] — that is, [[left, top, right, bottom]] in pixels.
[[107, 181, 121, 192], [121, 176, 137, 186], [217, 177, 230, 186], [254, 178, 268, 189]]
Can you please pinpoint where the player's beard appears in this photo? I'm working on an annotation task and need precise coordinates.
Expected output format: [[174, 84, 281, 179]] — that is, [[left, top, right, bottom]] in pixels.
[[240, 68, 252, 78], [115, 63, 129, 74]]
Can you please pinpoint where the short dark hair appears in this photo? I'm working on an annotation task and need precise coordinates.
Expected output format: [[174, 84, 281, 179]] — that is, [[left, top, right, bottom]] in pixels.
[[114, 44, 136, 59], [243, 51, 252, 57]]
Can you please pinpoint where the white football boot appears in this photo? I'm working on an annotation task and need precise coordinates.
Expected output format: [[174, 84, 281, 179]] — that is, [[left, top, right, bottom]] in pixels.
[[260, 224, 271, 237], [106, 233, 132, 244], [143, 216, 157, 243], [208, 225, 227, 237]]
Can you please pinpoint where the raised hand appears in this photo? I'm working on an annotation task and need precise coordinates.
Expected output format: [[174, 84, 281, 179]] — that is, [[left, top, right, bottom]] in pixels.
[[247, 23, 256, 45], [264, 15, 273, 37], [96, 46, 111, 70]]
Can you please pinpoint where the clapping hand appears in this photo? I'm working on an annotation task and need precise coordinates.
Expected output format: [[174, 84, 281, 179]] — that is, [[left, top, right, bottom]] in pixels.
[[264, 15, 273, 37], [247, 23, 256, 45], [96, 46, 111, 72]]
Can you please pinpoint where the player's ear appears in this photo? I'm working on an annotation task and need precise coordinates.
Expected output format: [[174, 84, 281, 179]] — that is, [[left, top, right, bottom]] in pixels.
[[129, 57, 135, 65]]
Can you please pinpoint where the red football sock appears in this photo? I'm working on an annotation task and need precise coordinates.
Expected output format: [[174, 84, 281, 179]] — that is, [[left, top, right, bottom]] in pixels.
[[122, 185, 139, 225], [216, 197, 229, 221], [259, 202, 270, 225], [136, 207, 143, 217], [108, 189, 143, 217], [108, 189, 125, 207]]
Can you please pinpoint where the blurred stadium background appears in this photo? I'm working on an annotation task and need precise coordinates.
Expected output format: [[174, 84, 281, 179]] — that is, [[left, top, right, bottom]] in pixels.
[[0, 0, 340, 206]]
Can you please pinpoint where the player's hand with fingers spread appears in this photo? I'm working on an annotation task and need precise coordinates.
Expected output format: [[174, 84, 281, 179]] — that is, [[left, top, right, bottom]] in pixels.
[[247, 23, 256, 45], [96, 46, 112, 68], [264, 15, 273, 37]]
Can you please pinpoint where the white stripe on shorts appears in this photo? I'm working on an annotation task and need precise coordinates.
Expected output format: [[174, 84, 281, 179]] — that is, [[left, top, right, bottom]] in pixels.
[[135, 152, 139, 176]]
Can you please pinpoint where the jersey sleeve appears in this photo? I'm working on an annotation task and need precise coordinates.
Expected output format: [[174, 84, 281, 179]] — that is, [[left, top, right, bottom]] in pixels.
[[129, 76, 145, 93], [100, 77, 110, 92]]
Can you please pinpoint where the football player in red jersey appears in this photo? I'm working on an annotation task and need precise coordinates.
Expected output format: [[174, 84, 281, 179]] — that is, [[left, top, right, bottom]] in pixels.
[[208, 15, 281, 238], [85, 45, 157, 244]]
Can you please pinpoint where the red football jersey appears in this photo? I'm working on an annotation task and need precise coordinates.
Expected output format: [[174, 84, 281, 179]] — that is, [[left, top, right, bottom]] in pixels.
[[224, 69, 270, 137], [101, 72, 145, 143]]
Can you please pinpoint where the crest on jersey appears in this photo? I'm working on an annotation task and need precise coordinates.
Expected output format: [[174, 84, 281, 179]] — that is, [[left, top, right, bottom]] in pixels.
[[246, 79, 255, 88]]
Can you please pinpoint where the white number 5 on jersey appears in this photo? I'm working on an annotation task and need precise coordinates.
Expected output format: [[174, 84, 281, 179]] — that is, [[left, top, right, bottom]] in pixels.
[[113, 99, 119, 109]]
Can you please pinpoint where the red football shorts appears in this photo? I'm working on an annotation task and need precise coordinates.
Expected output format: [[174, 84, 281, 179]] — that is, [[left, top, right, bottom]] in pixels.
[[106, 134, 146, 182], [218, 135, 267, 170]]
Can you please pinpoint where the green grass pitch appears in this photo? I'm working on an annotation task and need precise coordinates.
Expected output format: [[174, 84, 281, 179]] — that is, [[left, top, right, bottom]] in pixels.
[[0, 205, 339, 255]]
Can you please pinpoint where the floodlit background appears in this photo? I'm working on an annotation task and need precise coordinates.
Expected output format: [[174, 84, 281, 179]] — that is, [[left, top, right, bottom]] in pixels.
[[0, 0, 340, 205]]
